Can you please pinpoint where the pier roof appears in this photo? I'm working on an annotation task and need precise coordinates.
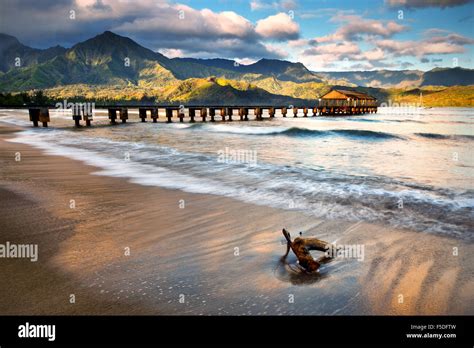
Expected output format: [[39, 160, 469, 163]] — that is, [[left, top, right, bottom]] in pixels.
[[321, 89, 376, 100]]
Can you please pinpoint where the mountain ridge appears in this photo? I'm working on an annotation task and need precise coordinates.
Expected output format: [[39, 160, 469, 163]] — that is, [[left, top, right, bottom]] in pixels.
[[0, 31, 472, 106]]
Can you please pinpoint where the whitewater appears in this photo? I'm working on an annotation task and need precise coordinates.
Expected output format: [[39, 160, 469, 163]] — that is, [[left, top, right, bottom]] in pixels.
[[2, 107, 473, 241]]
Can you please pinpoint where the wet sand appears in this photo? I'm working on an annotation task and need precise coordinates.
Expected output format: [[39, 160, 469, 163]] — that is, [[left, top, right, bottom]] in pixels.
[[0, 123, 472, 315]]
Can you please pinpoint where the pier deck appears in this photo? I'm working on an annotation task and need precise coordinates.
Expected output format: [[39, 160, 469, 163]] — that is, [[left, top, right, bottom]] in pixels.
[[17, 104, 378, 127]]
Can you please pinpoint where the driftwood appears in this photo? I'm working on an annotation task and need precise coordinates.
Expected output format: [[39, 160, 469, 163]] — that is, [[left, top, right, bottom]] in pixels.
[[282, 229, 332, 272]]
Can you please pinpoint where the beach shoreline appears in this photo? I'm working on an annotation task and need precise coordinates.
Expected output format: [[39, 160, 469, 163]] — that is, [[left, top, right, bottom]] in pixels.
[[0, 122, 472, 315]]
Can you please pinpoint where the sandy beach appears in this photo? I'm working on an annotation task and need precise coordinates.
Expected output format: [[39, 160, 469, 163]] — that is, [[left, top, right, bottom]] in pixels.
[[0, 122, 473, 315]]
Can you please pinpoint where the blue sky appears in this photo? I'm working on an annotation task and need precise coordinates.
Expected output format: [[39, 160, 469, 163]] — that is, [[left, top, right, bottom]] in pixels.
[[1, 0, 473, 71]]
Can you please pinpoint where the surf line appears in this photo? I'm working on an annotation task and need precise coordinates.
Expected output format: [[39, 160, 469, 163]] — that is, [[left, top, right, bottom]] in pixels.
[[0, 241, 38, 262]]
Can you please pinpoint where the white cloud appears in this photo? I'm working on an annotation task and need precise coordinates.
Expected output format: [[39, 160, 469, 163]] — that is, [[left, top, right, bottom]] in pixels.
[[376, 39, 467, 56], [114, 5, 255, 40], [234, 57, 258, 65], [255, 13, 299, 40], [314, 14, 407, 43], [157, 48, 184, 58], [288, 39, 309, 47], [250, 0, 269, 11], [263, 43, 290, 58], [303, 41, 361, 57], [2, 0, 298, 59], [250, 0, 297, 11]]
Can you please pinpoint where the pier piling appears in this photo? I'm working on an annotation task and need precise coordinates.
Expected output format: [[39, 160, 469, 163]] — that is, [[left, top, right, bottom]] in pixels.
[[139, 108, 147, 122], [226, 107, 233, 121], [189, 108, 196, 123], [29, 108, 40, 127], [269, 107, 275, 118], [151, 108, 158, 122], [72, 107, 82, 127], [82, 105, 93, 126], [120, 108, 128, 123], [209, 108, 216, 122], [238, 107, 244, 121], [293, 107, 298, 118], [108, 108, 117, 124], [166, 108, 173, 123], [255, 107, 262, 121]]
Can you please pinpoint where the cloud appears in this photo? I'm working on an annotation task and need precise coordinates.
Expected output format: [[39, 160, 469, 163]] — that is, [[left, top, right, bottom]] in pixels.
[[303, 42, 387, 64], [376, 39, 466, 56], [158, 48, 184, 58], [361, 47, 385, 61], [376, 30, 474, 58], [250, 0, 297, 11], [288, 39, 309, 47], [255, 13, 300, 40], [87, 0, 112, 11], [400, 61, 414, 68], [110, 3, 282, 59], [280, 0, 298, 10], [250, 0, 267, 11], [303, 41, 360, 57], [301, 8, 473, 71], [314, 15, 407, 43], [348, 63, 376, 70], [235, 57, 258, 65], [425, 32, 474, 45], [385, 0, 472, 8], [114, 5, 256, 41], [263, 43, 290, 58], [1, 0, 294, 60]]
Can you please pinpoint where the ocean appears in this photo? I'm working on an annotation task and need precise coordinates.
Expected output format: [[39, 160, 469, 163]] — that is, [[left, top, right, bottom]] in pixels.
[[2, 107, 473, 241]]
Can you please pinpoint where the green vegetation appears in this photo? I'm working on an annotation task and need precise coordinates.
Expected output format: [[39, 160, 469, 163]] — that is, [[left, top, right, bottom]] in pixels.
[[1, 82, 472, 107], [386, 85, 474, 107]]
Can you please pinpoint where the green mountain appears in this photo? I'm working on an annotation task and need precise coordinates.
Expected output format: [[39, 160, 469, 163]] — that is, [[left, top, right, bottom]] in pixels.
[[0, 31, 323, 91], [421, 67, 474, 86], [0, 33, 66, 73], [316, 67, 474, 88], [315, 69, 423, 88], [0, 31, 472, 106], [32, 77, 306, 106], [160, 77, 304, 104], [0, 31, 178, 90], [174, 57, 323, 83]]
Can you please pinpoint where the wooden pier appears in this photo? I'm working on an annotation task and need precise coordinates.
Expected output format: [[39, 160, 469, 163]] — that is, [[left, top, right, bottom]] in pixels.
[[20, 89, 377, 127], [23, 104, 377, 127]]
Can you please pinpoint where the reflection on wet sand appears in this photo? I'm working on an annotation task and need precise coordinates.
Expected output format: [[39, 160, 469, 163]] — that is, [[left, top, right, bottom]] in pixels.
[[360, 226, 472, 315]]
